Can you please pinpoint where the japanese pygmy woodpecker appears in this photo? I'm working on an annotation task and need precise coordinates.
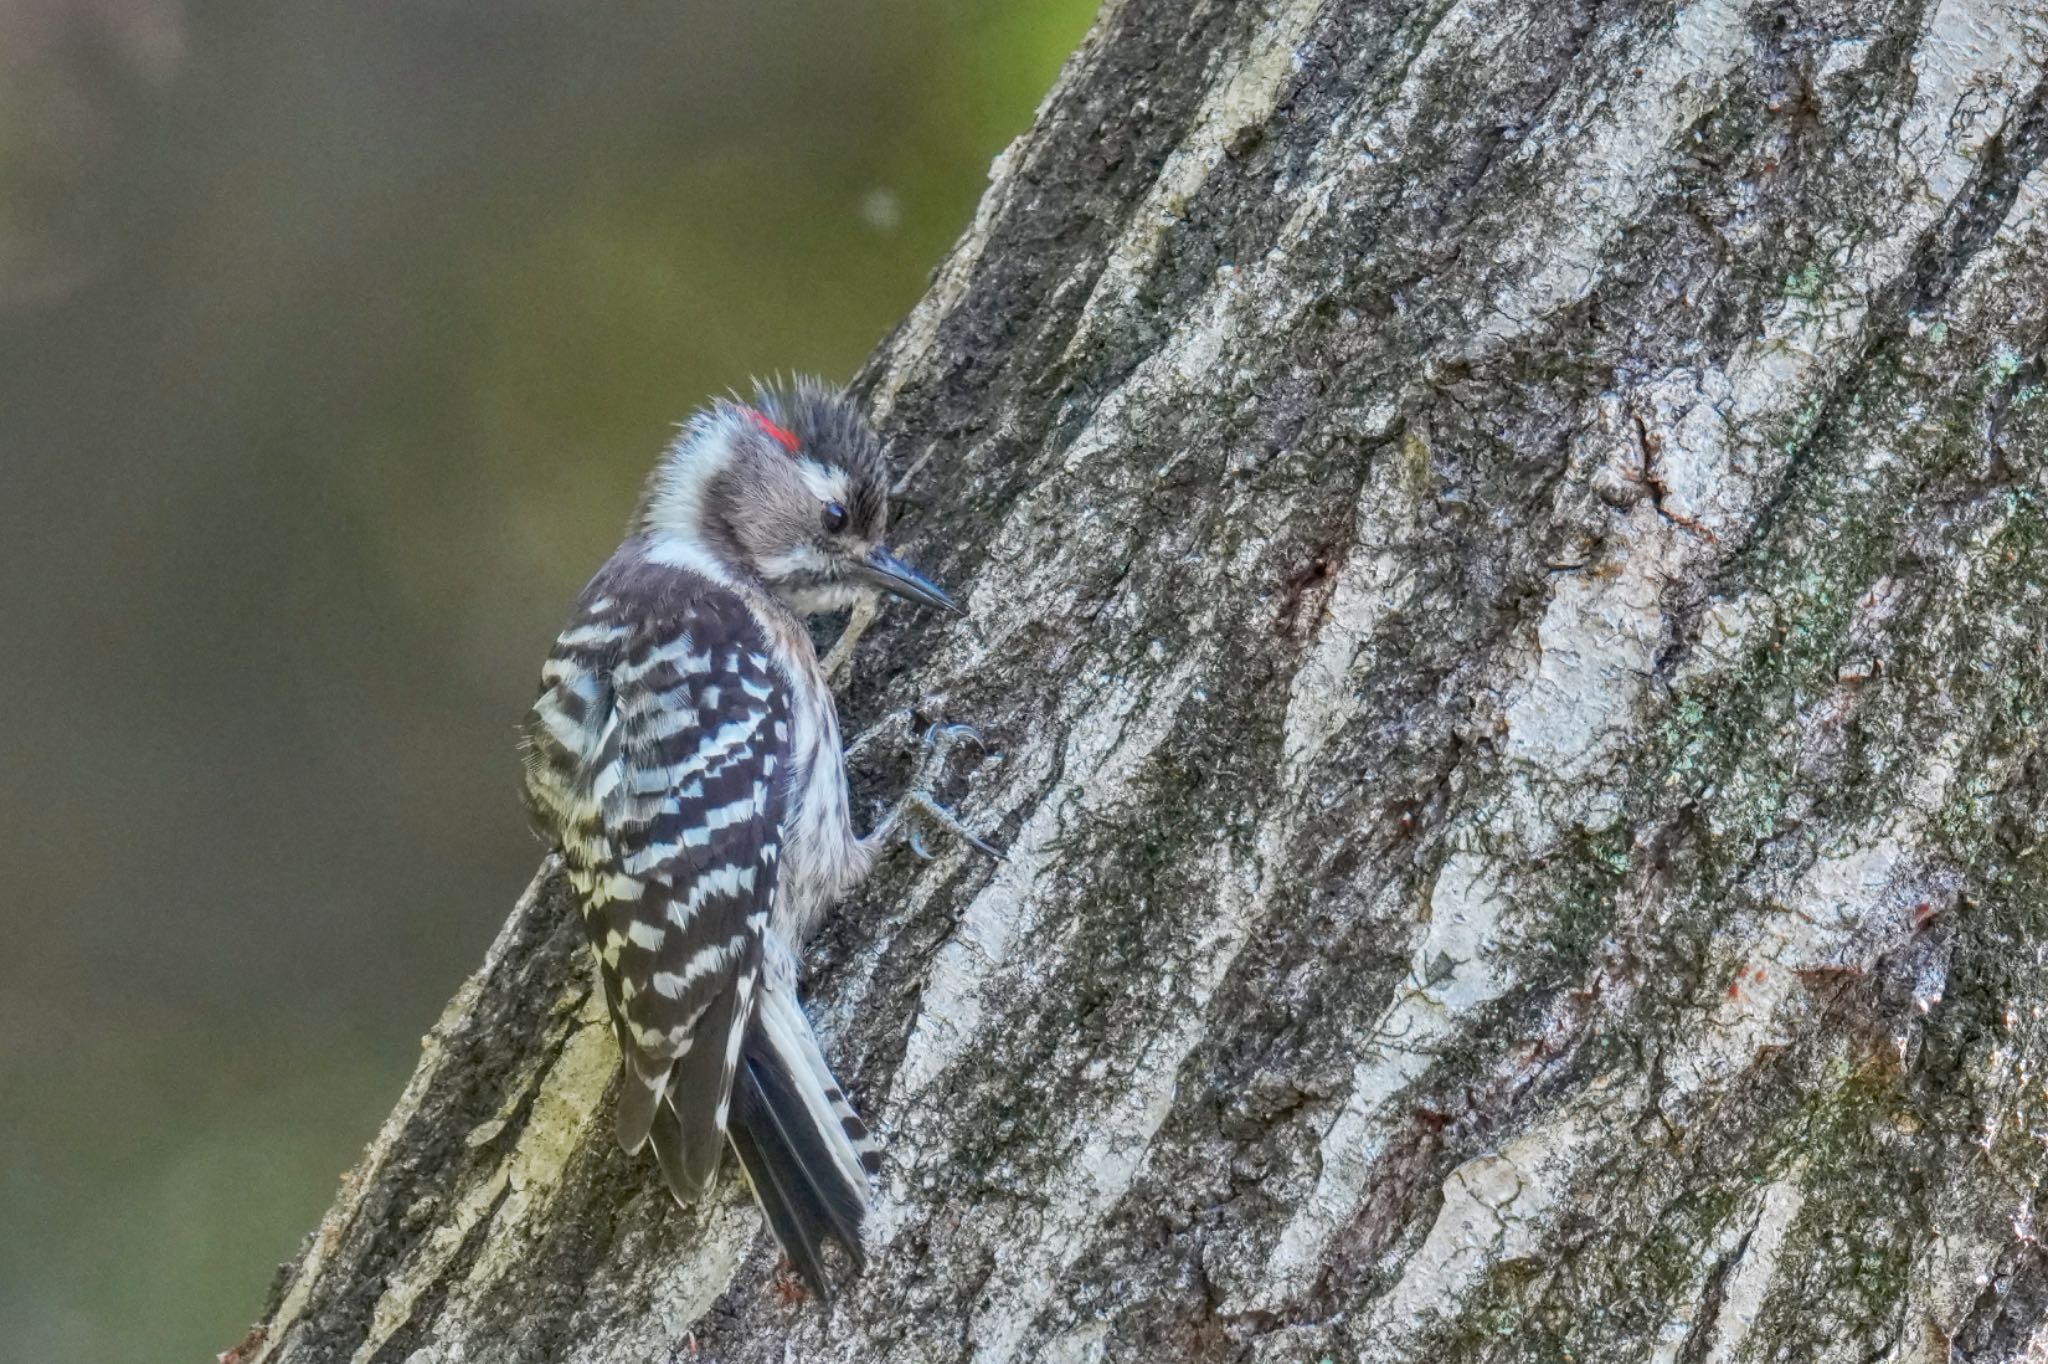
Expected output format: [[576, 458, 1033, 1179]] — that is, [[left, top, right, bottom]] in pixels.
[[520, 380, 979, 1300]]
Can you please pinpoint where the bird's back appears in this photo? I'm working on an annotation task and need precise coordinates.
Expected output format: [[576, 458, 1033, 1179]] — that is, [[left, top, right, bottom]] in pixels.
[[524, 541, 791, 1157], [522, 536, 880, 1299]]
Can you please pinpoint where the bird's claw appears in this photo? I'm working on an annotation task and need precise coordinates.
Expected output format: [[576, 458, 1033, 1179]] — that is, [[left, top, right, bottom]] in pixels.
[[903, 789, 1004, 861], [871, 719, 1005, 862], [922, 721, 994, 760]]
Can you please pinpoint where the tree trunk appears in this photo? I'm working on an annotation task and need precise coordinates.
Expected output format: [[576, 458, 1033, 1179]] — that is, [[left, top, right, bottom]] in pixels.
[[244, 1, 2048, 1360]]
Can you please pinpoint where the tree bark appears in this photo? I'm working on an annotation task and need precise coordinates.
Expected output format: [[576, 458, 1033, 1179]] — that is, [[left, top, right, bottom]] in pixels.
[[245, 1, 2048, 1360]]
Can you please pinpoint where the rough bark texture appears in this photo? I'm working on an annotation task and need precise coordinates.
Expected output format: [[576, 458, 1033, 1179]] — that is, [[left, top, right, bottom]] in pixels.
[[247, 1, 2048, 1360]]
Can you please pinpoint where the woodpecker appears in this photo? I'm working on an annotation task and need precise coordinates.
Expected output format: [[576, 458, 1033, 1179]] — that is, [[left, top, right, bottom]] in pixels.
[[520, 379, 982, 1301]]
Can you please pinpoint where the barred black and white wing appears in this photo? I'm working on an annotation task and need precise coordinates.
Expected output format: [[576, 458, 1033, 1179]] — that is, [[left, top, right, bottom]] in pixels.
[[523, 568, 790, 1199]]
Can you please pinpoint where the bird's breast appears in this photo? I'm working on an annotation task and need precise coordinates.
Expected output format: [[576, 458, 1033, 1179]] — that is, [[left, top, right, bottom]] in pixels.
[[772, 654, 867, 946]]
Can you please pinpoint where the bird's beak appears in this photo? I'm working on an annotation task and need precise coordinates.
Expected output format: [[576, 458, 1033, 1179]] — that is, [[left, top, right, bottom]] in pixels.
[[856, 546, 964, 615]]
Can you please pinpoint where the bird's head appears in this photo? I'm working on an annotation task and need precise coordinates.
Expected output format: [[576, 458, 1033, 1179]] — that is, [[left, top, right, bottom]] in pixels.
[[638, 379, 960, 617]]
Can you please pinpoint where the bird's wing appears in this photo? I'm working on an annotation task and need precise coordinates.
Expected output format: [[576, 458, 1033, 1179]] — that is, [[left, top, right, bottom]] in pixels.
[[525, 580, 791, 1198]]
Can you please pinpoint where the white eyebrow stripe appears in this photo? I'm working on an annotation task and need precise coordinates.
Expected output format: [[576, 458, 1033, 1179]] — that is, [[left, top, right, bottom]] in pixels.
[[795, 458, 850, 505]]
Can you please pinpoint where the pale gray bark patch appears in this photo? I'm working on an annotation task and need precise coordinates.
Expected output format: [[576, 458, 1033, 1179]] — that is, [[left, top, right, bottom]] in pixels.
[[246, 1, 2048, 1361]]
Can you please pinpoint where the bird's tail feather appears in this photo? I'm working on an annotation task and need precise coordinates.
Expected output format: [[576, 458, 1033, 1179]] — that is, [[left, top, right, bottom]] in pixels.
[[726, 986, 877, 1302]]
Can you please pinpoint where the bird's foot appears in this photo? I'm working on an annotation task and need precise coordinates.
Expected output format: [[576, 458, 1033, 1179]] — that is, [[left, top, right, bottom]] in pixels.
[[820, 596, 881, 685], [899, 788, 1004, 861], [872, 722, 1004, 861]]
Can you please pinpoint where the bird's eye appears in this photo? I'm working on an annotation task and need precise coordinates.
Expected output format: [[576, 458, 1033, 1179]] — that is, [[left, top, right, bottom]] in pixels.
[[822, 501, 849, 534]]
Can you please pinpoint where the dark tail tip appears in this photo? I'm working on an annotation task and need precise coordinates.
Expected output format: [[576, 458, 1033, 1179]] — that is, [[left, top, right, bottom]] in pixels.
[[727, 1041, 870, 1306]]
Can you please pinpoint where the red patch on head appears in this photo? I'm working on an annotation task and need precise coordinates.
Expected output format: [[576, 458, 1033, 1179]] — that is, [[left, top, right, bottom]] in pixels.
[[746, 409, 802, 453]]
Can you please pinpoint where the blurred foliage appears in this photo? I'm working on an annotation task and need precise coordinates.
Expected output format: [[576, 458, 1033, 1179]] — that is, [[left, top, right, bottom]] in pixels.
[[0, 0, 1095, 1357]]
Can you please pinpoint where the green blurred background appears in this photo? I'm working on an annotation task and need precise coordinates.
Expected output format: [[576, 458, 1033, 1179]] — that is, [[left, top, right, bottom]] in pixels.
[[0, 1, 1094, 1356]]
